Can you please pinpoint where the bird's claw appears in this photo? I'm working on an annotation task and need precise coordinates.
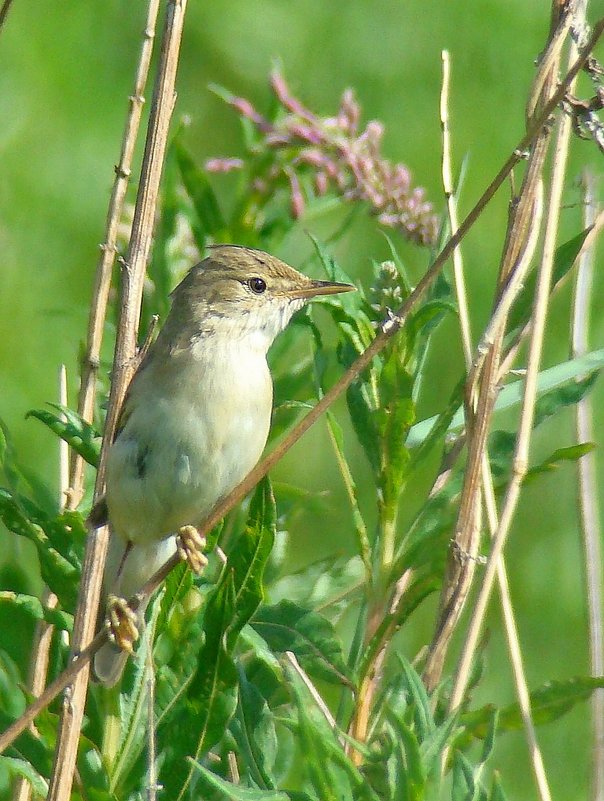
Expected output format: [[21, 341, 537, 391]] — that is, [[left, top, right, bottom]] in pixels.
[[105, 595, 139, 654], [177, 525, 208, 575]]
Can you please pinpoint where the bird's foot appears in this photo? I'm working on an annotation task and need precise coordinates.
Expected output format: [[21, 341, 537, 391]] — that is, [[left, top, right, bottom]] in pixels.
[[105, 595, 139, 654], [177, 525, 208, 575]]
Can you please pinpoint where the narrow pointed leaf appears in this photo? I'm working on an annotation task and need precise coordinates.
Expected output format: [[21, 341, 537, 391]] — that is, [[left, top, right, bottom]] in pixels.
[[187, 762, 291, 801], [0, 592, 73, 631], [26, 404, 101, 467]]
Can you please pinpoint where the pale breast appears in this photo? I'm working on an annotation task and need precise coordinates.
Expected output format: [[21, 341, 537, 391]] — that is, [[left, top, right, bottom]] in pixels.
[[105, 342, 272, 545]]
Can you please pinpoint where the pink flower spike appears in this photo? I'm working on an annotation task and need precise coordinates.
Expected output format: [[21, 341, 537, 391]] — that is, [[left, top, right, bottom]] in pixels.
[[204, 158, 245, 173], [315, 171, 329, 195], [230, 97, 271, 129], [339, 89, 360, 134], [286, 167, 305, 219], [270, 70, 315, 120], [288, 122, 325, 145]]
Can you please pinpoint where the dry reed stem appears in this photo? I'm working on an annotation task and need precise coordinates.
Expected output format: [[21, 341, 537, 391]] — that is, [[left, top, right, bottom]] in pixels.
[[69, 0, 162, 508], [46, 3, 188, 800], [572, 171, 604, 801], [422, 6, 573, 693], [0, 12, 602, 759], [449, 0, 584, 732], [439, 49, 552, 799]]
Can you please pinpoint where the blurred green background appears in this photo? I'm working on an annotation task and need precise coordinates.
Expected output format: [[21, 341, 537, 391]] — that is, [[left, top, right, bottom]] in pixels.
[[1, 2, 603, 798]]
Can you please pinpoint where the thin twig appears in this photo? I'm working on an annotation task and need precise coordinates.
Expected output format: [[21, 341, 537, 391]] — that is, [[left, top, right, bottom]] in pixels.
[[440, 50, 472, 366], [69, 0, 162, 509], [0, 20, 602, 755], [46, 4, 188, 800], [285, 651, 340, 735], [573, 170, 604, 801]]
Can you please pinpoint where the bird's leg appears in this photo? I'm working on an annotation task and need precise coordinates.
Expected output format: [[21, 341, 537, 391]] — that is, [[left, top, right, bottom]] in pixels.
[[177, 525, 208, 575], [105, 594, 139, 654]]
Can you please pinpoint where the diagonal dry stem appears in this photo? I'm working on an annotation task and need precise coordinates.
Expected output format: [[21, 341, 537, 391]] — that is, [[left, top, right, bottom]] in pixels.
[[46, 4, 188, 800], [0, 16, 602, 757]]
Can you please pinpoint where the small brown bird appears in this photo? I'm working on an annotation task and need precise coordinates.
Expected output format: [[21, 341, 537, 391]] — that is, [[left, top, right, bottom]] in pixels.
[[93, 245, 355, 685]]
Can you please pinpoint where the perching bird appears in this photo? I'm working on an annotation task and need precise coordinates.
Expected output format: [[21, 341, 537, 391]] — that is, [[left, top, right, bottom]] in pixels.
[[91, 245, 354, 686]]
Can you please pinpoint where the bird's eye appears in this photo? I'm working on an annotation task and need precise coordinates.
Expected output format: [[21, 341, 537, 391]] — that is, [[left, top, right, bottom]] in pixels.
[[248, 277, 267, 294]]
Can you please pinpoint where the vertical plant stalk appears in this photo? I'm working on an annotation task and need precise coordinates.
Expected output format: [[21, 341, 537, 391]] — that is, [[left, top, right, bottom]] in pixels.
[[46, 4, 188, 801], [449, 0, 583, 735], [441, 48, 552, 801], [422, 6, 572, 693], [68, 0, 162, 508], [12, 368, 67, 801], [572, 171, 604, 801]]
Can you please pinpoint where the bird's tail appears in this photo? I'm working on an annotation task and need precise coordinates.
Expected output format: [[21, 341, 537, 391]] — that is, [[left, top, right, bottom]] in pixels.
[[93, 534, 177, 687]]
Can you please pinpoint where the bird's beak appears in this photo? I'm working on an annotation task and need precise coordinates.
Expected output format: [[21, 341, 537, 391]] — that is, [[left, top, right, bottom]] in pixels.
[[287, 279, 356, 300]]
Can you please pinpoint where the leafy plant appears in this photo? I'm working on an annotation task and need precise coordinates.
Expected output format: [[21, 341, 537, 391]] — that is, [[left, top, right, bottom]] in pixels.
[[1, 6, 604, 801]]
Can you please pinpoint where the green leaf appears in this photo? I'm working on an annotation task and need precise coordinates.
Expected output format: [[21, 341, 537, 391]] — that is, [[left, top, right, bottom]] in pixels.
[[252, 600, 353, 688], [392, 470, 463, 579], [451, 751, 476, 801], [270, 555, 365, 613], [175, 140, 226, 245], [168, 480, 276, 799], [26, 404, 101, 467], [397, 655, 435, 741], [155, 560, 194, 640], [407, 377, 465, 473], [228, 477, 277, 643], [0, 652, 26, 720], [109, 597, 162, 796], [285, 663, 372, 801], [0, 756, 48, 798], [346, 376, 381, 477], [0, 591, 73, 631], [407, 348, 604, 448], [187, 761, 291, 801], [239, 625, 284, 680], [385, 709, 426, 799], [309, 235, 363, 311], [479, 709, 498, 766], [460, 675, 604, 743], [0, 489, 79, 609], [162, 573, 238, 800], [489, 773, 510, 801], [533, 369, 599, 428], [525, 442, 596, 482], [324, 411, 371, 580], [231, 667, 278, 789], [507, 228, 590, 337], [377, 351, 414, 505]]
